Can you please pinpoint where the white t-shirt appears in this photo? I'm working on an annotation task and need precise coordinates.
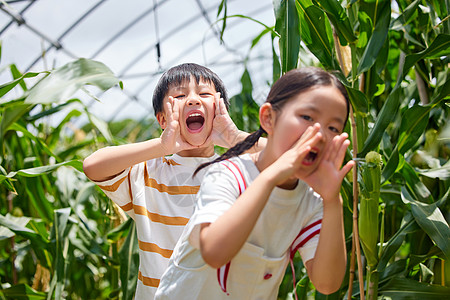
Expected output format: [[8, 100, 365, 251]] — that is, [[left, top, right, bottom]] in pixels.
[[94, 153, 218, 299], [155, 154, 323, 299]]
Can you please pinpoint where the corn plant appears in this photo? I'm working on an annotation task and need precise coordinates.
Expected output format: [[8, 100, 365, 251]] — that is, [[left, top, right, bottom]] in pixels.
[[0, 57, 144, 299], [220, 0, 449, 299]]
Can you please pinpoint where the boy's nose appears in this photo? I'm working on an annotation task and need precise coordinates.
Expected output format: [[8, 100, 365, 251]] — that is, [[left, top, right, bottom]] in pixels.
[[186, 95, 201, 106]]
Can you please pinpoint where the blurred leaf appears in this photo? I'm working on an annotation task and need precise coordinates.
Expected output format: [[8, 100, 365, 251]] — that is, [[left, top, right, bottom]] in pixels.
[[48, 208, 72, 299], [251, 26, 273, 49], [86, 111, 114, 143], [402, 187, 450, 260], [403, 34, 450, 78], [418, 161, 450, 180], [379, 277, 450, 299], [107, 217, 133, 243], [25, 58, 121, 105], [0, 71, 41, 99], [0, 214, 30, 240], [378, 214, 419, 271], [1, 160, 83, 183], [296, 0, 336, 69], [400, 162, 433, 202], [272, 32, 281, 82], [0, 102, 32, 138], [398, 105, 430, 154], [119, 222, 138, 300], [217, 0, 227, 41], [0, 214, 49, 249], [274, 0, 301, 72], [0, 283, 46, 300], [390, 0, 421, 30]]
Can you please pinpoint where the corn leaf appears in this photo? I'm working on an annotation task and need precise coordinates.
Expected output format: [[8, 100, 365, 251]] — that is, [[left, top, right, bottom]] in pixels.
[[0, 214, 49, 249], [379, 277, 450, 299], [402, 34, 450, 78], [315, 0, 357, 45], [25, 58, 121, 105], [401, 187, 450, 260], [119, 221, 139, 300], [296, 0, 336, 69], [274, 0, 301, 72], [357, 0, 391, 74], [0, 283, 46, 300]]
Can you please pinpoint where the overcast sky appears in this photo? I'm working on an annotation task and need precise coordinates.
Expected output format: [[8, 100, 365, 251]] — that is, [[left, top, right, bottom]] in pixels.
[[0, 0, 275, 122]]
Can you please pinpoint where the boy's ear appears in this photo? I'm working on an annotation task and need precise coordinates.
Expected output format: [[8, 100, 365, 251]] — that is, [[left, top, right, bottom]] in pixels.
[[156, 112, 167, 129], [259, 103, 275, 135]]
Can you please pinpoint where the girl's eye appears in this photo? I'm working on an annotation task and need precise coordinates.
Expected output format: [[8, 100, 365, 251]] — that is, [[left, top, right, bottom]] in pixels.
[[329, 126, 340, 134], [301, 115, 313, 121]]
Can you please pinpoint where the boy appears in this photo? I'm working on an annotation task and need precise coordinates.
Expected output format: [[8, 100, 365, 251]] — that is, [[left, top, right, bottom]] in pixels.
[[83, 63, 264, 299]]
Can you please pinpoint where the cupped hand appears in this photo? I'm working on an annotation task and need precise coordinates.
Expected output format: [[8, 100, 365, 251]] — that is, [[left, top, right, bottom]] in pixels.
[[160, 96, 201, 155], [301, 132, 354, 202], [264, 124, 323, 187], [209, 93, 241, 148]]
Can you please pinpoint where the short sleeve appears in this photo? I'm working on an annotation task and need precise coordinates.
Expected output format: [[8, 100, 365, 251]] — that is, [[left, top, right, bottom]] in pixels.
[[188, 162, 242, 249], [92, 161, 147, 219]]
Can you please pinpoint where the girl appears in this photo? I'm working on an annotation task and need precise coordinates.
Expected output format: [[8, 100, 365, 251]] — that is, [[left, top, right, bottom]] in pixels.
[[155, 67, 354, 299]]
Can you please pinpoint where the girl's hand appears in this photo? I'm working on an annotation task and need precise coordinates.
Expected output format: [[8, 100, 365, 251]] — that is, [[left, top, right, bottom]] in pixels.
[[160, 96, 200, 155], [265, 124, 323, 187], [302, 132, 354, 202]]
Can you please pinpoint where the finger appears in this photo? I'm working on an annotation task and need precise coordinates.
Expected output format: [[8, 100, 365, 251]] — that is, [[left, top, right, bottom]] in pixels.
[[326, 133, 347, 163], [333, 135, 350, 169], [218, 93, 227, 115], [214, 93, 221, 116], [293, 123, 321, 149], [171, 98, 180, 122], [339, 160, 355, 179], [164, 96, 175, 122]]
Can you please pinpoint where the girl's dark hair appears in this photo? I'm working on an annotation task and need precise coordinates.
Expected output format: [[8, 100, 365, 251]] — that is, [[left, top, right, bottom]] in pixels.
[[152, 63, 229, 116], [194, 67, 350, 176]]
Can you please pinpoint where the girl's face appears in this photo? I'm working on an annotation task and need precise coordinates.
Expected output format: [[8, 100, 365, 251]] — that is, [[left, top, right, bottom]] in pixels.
[[270, 85, 348, 177]]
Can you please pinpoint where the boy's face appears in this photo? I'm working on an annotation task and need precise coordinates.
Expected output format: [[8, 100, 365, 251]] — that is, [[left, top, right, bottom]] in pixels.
[[162, 76, 216, 147]]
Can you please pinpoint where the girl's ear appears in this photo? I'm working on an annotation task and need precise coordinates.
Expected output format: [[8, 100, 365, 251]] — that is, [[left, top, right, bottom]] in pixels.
[[259, 103, 275, 135], [156, 112, 167, 129]]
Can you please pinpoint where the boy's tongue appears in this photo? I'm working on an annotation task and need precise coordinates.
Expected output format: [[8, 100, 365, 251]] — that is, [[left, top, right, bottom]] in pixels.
[[186, 115, 204, 131], [189, 121, 203, 130]]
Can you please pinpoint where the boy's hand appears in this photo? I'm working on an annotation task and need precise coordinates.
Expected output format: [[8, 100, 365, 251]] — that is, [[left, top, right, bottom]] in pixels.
[[160, 96, 199, 155], [209, 93, 242, 148], [302, 133, 354, 202]]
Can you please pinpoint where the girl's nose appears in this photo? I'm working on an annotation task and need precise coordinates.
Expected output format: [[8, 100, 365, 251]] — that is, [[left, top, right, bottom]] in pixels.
[[318, 125, 328, 142]]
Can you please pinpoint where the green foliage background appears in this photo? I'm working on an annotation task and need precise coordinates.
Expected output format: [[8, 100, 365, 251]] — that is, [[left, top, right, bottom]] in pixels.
[[1, 0, 449, 299]]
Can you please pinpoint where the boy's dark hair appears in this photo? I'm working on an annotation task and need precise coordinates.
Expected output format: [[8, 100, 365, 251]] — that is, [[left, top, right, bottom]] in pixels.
[[194, 67, 350, 176], [152, 63, 229, 116]]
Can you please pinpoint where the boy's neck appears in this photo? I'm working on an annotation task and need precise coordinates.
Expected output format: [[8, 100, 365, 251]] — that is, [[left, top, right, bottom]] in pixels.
[[176, 145, 215, 158]]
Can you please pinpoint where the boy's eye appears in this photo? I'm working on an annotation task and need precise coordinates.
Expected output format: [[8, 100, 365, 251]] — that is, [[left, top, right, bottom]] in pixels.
[[174, 95, 185, 99], [200, 92, 213, 97]]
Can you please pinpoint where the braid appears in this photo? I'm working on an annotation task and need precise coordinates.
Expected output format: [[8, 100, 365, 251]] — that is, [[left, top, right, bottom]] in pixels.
[[194, 127, 265, 177]]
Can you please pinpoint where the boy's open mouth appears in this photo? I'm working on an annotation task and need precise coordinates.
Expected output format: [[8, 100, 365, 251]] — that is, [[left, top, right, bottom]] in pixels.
[[186, 112, 205, 132]]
